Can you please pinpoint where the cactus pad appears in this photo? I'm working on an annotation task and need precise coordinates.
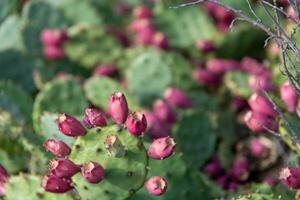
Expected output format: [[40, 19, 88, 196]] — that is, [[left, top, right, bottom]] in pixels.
[[84, 76, 137, 110], [224, 71, 252, 98], [69, 125, 148, 200], [126, 51, 172, 106], [0, 50, 40, 92], [33, 77, 88, 134], [21, 1, 65, 56], [64, 24, 122, 69], [155, 6, 217, 48], [0, 81, 33, 123], [5, 174, 74, 200], [174, 110, 216, 168]]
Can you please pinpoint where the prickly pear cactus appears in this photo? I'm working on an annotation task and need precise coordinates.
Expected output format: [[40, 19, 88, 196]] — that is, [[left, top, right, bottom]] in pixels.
[[217, 25, 267, 59], [0, 15, 23, 51], [33, 77, 88, 134], [126, 49, 194, 106], [174, 109, 216, 168], [69, 125, 148, 200], [64, 24, 123, 69], [279, 114, 300, 156], [154, 6, 217, 48], [59, 0, 102, 25], [21, 1, 66, 56], [126, 51, 172, 106], [84, 76, 138, 110], [0, 110, 29, 173], [0, 50, 40, 92], [40, 113, 75, 146], [224, 71, 252, 99], [129, 144, 216, 200], [5, 174, 74, 200], [231, 184, 295, 200], [0, 81, 33, 123]]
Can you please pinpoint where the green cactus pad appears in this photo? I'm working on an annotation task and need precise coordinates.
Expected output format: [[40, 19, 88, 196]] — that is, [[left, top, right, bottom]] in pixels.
[[64, 24, 122, 69], [69, 125, 148, 200], [129, 150, 215, 200], [21, 1, 66, 56], [173, 110, 216, 168], [155, 6, 217, 48], [224, 71, 252, 99], [5, 174, 74, 200], [0, 15, 23, 51], [279, 114, 300, 156], [126, 51, 172, 106], [33, 77, 88, 134], [40, 113, 75, 146], [84, 76, 138, 110], [59, 0, 102, 25], [0, 110, 29, 173], [0, 50, 40, 92], [0, 81, 33, 123], [230, 184, 295, 200]]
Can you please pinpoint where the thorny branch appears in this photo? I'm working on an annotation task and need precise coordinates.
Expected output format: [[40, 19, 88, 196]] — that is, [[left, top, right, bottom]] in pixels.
[[171, 0, 300, 146], [171, 0, 300, 95]]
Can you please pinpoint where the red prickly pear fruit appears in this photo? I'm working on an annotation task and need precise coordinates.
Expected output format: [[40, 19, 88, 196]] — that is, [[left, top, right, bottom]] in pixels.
[[164, 87, 192, 109], [81, 161, 105, 184], [0, 165, 8, 183], [82, 115, 93, 129], [264, 176, 277, 187], [42, 175, 73, 193], [228, 182, 239, 192], [153, 100, 176, 124], [248, 93, 277, 117], [126, 112, 147, 136], [93, 64, 118, 77], [279, 167, 300, 189], [40, 29, 68, 46], [57, 114, 86, 137], [152, 32, 169, 50], [196, 39, 216, 53], [240, 57, 268, 75], [109, 92, 129, 124], [249, 73, 275, 93], [250, 138, 266, 158], [144, 112, 171, 139], [207, 59, 239, 74], [192, 67, 221, 87], [83, 107, 107, 128], [49, 158, 80, 178], [244, 110, 278, 133], [215, 6, 234, 22], [147, 137, 176, 160], [229, 159, 250, 182], [280, 81, 299, 113], [129, 19, 155, 33], [202, 156, 223, 179], [216, 175, 229, 189], [43, 139, 71, 157], [287, 6, 299, 21], [0, 165, 8, 196], [133, 5, 152, 19], [144, 176, 167, 196], [43, 45, 65, 60], [0, 182, 5, 197], [136, 28, 155, 45], [231, 96, 249, 113]]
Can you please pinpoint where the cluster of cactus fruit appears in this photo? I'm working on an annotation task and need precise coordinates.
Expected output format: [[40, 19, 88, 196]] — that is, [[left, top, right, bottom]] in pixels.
[[42, 92, 176, 197]]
